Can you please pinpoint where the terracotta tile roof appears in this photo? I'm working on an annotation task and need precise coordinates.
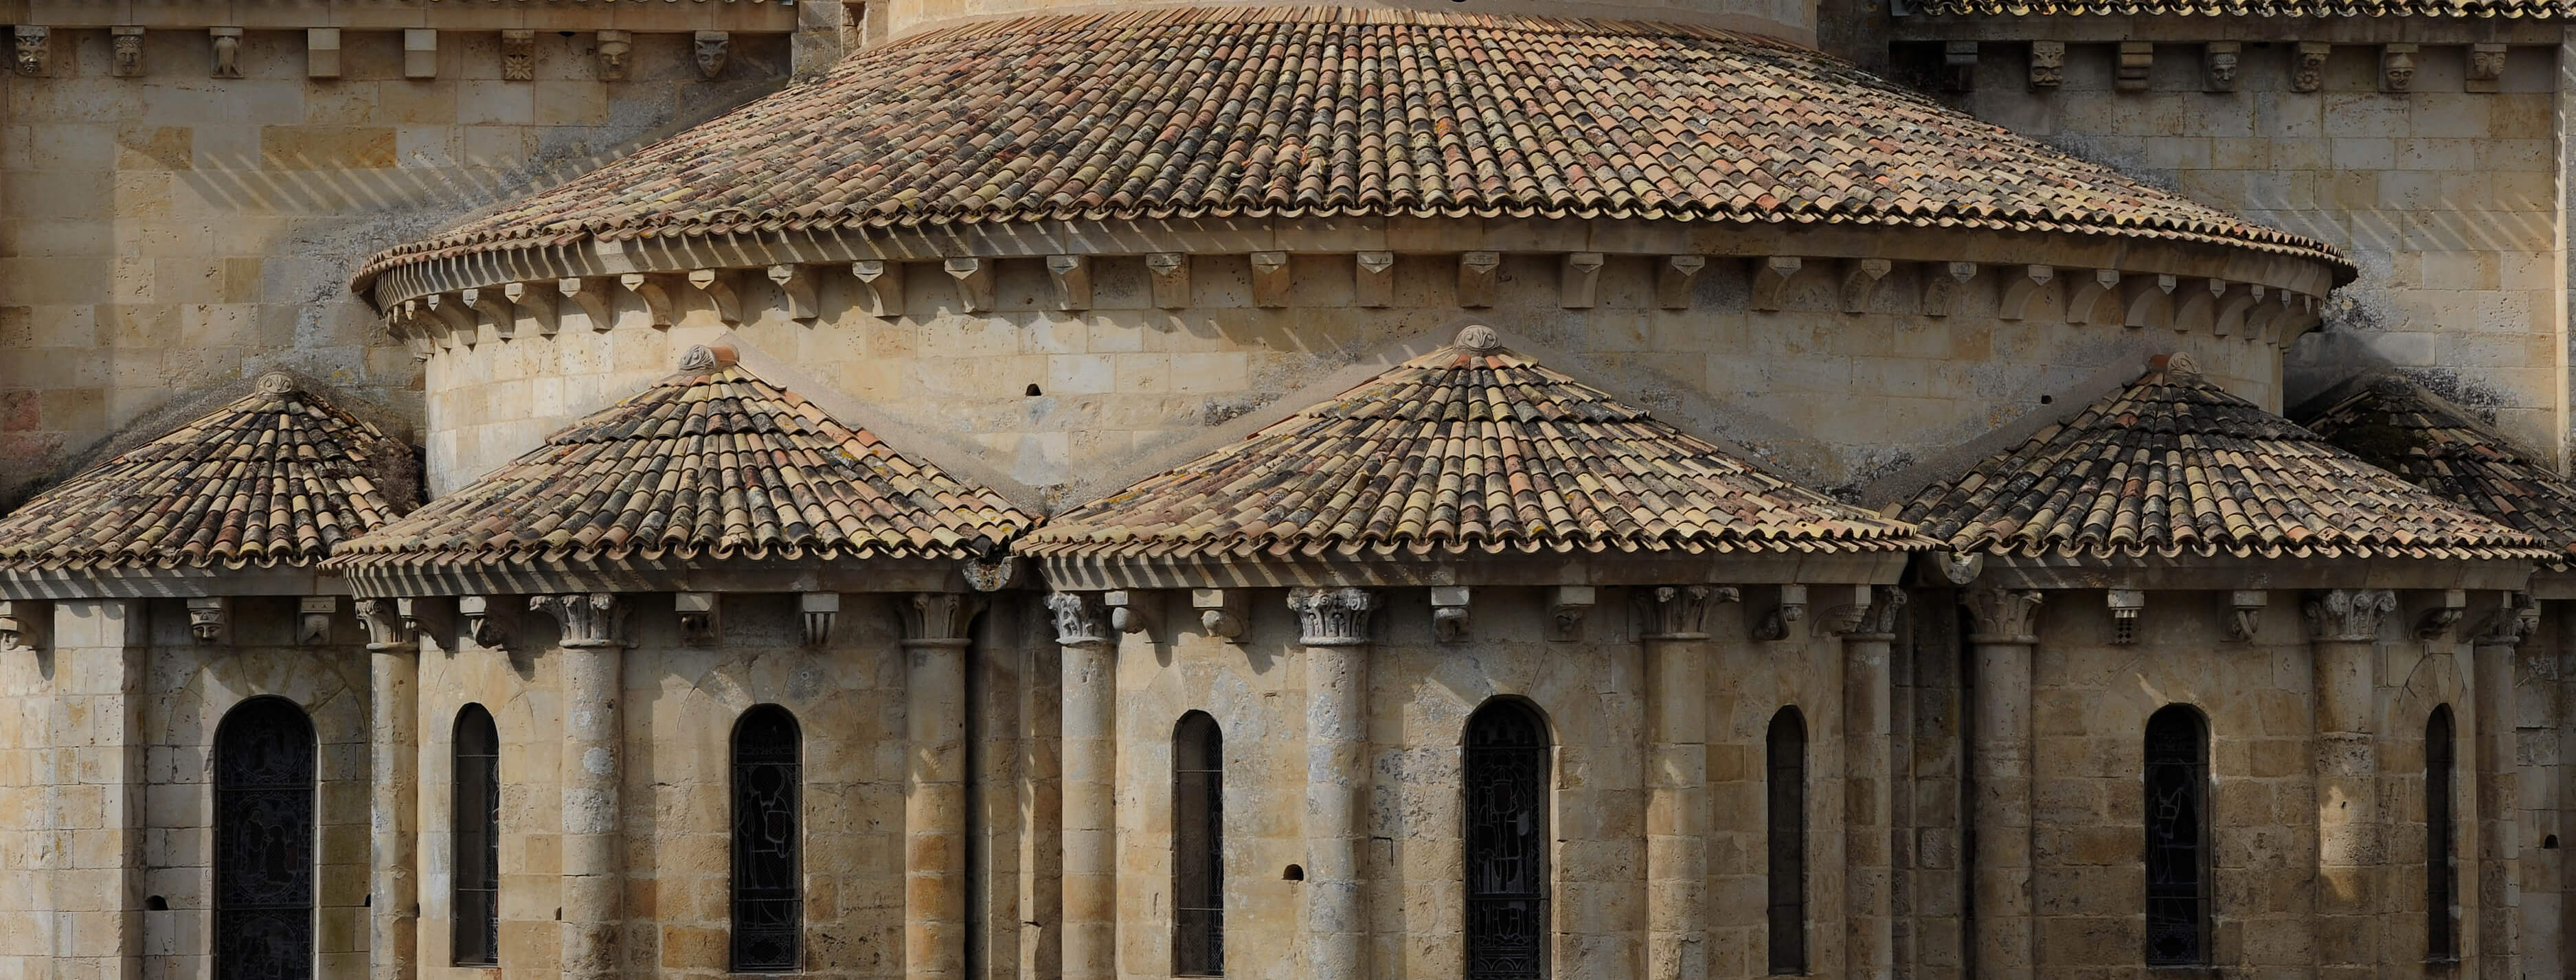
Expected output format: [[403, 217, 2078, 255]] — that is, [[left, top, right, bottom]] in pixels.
[[1019, 326, 1925, 560], [354, 7, 2345, 286], [331, 345, 1033, 569], [1910, 0, 2562, 16], [0, 374, 414, 573], [2297, 372, 2576, 560], [1901, 354, 2557, 561]]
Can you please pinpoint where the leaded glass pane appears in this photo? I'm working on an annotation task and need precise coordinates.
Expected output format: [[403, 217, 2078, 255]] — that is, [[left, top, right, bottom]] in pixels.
[[732, 706, 802, 972], [1465, 700, 1548, 980], [1767, 708, 1806, 975], [216, 698, 315, 980], [2145, 706, 2210, 966], [453, 705, 501, 966]]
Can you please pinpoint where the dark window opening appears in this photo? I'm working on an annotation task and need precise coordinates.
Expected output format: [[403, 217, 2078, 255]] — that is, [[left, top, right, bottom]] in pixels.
[[216, 696, 317, 980], [1466, 699, 1550, 980], [1283, 865, 1304, 881], [1173, 711, 1225, 976], [732, 705, 803, 972], [2428, 705, 2459, 961], [452, 705, 501, 966], [1767, 707, 1807, 975], [2145, 705, 2211, 967]]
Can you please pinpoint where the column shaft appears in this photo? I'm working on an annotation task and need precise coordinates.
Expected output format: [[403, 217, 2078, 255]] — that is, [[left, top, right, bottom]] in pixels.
[[2306, 588, 2392, 980], [2474, 623, 2527, 980], [1645, 633, 1708, 980], [907, 637, 971, 980], [558, 643, 624, 980], [1843, 627, 1897, 980], [370, 643, 420, 980], [1968, 638, 2033, 980], [1058, 619, 1117, 980], [1304, 639, 1369, 980]]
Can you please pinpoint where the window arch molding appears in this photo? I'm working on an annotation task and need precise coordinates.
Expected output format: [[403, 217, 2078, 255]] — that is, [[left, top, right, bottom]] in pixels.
[[1173, 710, 1225, 976], [214, 695, 317, 980], [1464, 697, 1552, 980], [452, 703, 501, 966], [2144, 703, 2213, 967], [732, 705, 804, 973]]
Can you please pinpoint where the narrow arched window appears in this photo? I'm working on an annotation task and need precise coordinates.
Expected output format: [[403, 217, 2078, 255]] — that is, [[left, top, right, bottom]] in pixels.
[[1767, 707, 1807, 975], [732, 705, 802, 972], [2145, 705, 2211, 966], [216, 696, 316, 980], [2428, 705, 2458, 961], [452, 705, 501, 966], [1173, 711, 1225, 976], [1466, 699, 1550, 980]]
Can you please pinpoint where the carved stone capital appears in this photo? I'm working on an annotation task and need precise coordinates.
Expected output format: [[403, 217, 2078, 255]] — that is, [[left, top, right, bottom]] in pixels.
[[1047, 592, 1111, 648], [1287, 587, 1377, 646], [188, 597, 230, 646], [901, 592, 983, 648], [357, 599, 416, 652], [1638, 584, 1735, 641], [2302, 589, 2395, 643], [1838, 586, 1908, 640], [2472, 592, 2539, 648], [1962, 588, 2043, 645], [530, 593, 629, 648], [0, 600, 47, 652]]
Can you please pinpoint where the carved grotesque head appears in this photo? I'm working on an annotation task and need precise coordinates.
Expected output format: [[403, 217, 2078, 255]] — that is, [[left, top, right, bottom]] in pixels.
[[2383, 51, 2416, 91], [2027, 41, 2065, 89], [2205, 52, 2238, 89], [12, 31, 45, 76], [596, 35, 631, 78], [112, 34, 142, 76], [2471, 47, 2507, 80], [693, 34, 728, 80]]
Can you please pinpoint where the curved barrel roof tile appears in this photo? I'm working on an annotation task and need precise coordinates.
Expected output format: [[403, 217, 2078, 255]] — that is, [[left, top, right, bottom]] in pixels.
[[356, 7, 2347, 287], [2299, 372, 2576, 560], [1910, 0, 2561, 16]]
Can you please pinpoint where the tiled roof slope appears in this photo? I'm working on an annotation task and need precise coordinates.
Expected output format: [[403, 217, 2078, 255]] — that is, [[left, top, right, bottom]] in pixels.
[[1020, 327, 1925, 560], [0, 374, 413, 573], [355, 8, 2347, 285], [1901, 355, 2556, 561], [332, 346, 1034, 567], [1910, 0, 2561, 16], [2298, 373, 2576, 558]]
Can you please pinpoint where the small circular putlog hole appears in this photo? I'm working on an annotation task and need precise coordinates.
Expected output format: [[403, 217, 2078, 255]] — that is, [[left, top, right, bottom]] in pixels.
[[2546, 835, 2562, 850], [1283, 864, 1305, 881], [144, 896, 168, 911], [1026, 384, 1043, 396], [2041, 394, 2054, 404]]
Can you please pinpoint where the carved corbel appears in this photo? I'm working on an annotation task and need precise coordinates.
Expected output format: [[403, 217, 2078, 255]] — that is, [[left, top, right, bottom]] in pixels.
[[504, 280, 558, 335], [2224, 591, 2267, 641], [464, 286, 518, 340], [188, 597, 230, 646], [2121, 274, 2178, 329], [208, 27, 246, 78], [1638, 584, 1735, 641], [767, 264, 819, 322], [2028, 40, 2065, 90], [403, 28, 438, 80], [1105, 590, 1156, 639], [2239, 284, 2277, 341], [1147, 253, 1191, 308], [2202, 41, 2241, 93], [1856, 586, 1909, 637], [676, 593, 719, 646], [1924, 549, 1985, 586], [298, 597, 337, 646], [530, 593, 629, 648], [0, 600, 49, 652], [688, 269, 743, 325], [1840, 259, 1891, 314], [1046, 592, 1110, 648], [1657, 255, 1705, 310], [2467, 43, 2507, 93], [424, 293, 479, 348], [307, 27, 342, 78], [2176, 277, 2226, 334], [595, 30, 633, 81], [1999, 264, 2054, 321], [2303, 589, 2397, 643], [1963, 588, 2044, 644], [1816, 584, 1874, 636], [944, 258, 993, 312], [618, 273, 677, 328], [1944, 40, 1978, 91], [13, 25, 49, 77], [1560, 252, 1605, 309], [2471, 592, 2538, 647], [356, 599, 416, 652], [1193, 588, 1247, 641], [2381, 43, 2418, 93], [851, 260, 906, 319], [2106, 589, 2145, 644], [2292, 42, 2330, 93], [1750, 256, 1803, 312], [800, 593, 839, 648], [500, 29, 536, 81], [1753, 584, 1809, 641], [1287, 587, 1377, 646], [2116, 41, 2151, 92], [1249, 251, 1291, 308], [113, 27, 146, 78], [2415, 589, 2469, 641], [960, 554, 1018, 593], [561, 277, 615, 332], [1039, 255, 1090, 311], [693, 30, 730, 81], [1431, 586, 1471, 643], [2066, 269, 2121, 325], [1458, 251, 1502, 308], [1340, 251, 1392, 308], [903, 592, 986, 646], [1921, 262, 1976, 317], [1547, 586, 1596, 642], [458, 595, 507, 648]]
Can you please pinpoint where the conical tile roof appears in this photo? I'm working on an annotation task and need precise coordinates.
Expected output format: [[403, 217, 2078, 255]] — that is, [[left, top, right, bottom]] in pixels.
[[354, 7, 2346, 288], [2298, 372, 2576, 560], [0, 374, 414, 572], [331, 346, 1035, 568], [1901, 355, 2557, 561], [1019, 327, 1925, 560], [1914, 0, 2558, 16]]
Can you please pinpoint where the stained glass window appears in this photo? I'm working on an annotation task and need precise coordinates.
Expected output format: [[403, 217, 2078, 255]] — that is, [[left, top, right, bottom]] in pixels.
[[2427, 705, 2458, 961], [1466, 700, 1550, 980], [732, 705, 802, 972], [1173, 711, 1225, 976], [2144, 705, 2210, 966], [452, 705, 500, 966], [216, 697, 316, 980], [1767, 707, 1807, 975]]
